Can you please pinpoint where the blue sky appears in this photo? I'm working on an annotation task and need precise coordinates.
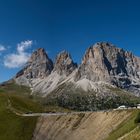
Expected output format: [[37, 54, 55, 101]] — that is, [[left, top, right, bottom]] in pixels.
[[0, 0, 140, 82]]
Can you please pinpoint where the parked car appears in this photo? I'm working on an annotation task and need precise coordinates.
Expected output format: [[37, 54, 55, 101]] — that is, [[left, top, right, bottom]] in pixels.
[[117, 105, 126, 109]]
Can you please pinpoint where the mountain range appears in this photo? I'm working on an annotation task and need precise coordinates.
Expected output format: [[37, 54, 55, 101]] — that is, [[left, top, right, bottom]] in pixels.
[[13, 42, 140, 110]]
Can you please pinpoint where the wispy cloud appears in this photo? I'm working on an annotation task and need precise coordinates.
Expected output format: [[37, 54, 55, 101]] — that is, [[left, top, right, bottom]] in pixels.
[[17, 40, 32, 54], [4, 40, 33, 68], [0, 45, 6, 51]]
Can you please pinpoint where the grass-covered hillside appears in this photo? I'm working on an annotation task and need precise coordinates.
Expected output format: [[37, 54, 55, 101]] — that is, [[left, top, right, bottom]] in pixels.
[[0, 93, 39, 140], [44, 82, 140, 111], [105, 110, 140, 140], [0, 80, 72, 140], [0, 81, 44, 140], [0, 80, 72, 113]]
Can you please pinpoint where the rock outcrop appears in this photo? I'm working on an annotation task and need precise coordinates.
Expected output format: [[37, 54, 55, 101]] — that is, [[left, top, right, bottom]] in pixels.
[[53, 51, 77, 76], [14, 42, 140, 96], [74, 42, 140, 95], [30, 51, 77, 95], [16, 48, 53, 79]]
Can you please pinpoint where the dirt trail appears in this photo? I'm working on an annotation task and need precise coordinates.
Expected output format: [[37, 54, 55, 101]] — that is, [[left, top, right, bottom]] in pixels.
[[32, 110, 132, 140]]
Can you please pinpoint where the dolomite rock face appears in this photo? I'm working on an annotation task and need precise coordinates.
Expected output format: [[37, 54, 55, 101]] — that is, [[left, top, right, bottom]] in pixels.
[[74, 42, 140, 95], [15, 49, 78, 95], [53, 51, 77, 76], [16, 48, 53, 79], [15, 48, 53, 87], [30, 51, 77, 95], [14, 42, 140, 96]]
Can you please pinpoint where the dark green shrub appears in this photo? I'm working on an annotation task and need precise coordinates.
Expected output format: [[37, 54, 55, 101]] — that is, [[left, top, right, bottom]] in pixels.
[[135, 112, 140, 123]]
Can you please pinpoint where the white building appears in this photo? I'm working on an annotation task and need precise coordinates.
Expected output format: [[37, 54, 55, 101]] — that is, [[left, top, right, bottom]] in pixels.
[[117, 105, 126, 109], [137, 104, 140, 109]]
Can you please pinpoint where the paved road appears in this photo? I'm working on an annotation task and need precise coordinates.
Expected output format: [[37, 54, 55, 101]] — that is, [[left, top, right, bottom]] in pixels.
[[22, 112, 68, 117], [7, 98, 91, 117], [21, 108, 140, 117], [21, 110, 114, 117], [7, 98, 140, 117]]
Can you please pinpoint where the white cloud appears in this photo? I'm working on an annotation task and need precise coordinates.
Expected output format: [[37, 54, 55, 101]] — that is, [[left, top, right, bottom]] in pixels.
[[4, 53, 31, 68], [0, 45, 6, 51], [4, 40, 33, 68], [17, 40, 32, 54]]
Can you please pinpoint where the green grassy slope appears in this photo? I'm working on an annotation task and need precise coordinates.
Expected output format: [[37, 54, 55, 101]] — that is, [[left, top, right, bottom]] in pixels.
[[0, 81, 72, 140], [0, 80, 31, 97], [0, 81, 72, 113], [0, 93, 39, 140], [0, 80, 44, 112], [105, 110, 140, 140], [9, 95, 43, 113], [122, 126, 140, 140], [0, 81, 44, 140]]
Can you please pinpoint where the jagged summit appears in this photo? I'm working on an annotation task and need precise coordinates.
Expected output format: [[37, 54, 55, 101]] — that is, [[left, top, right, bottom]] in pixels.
[[14, 42, 140, 96], [75, 42, 140, 95], [53, 50, 77, 75], [92, 42, 115, 47], [16, 48, 53, 79], [11, 42, 140, 111], [78, 42, 140, 78]]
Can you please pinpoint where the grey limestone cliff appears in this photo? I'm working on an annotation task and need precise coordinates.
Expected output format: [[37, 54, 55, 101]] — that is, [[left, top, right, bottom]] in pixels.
[[74, 42, 140, 95], [53, 51, 77, 76]]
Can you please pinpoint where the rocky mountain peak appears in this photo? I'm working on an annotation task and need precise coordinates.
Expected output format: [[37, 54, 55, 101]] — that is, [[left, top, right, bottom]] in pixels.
[[28, 48, 48, 62], [53, 51, 77, 75], [16, 48, 53, 79], [14, 43, 140, 96], [75, 42, 140, 94], [76, 43, 111, 82], [82, 42, 120, 64], [81, 42, 139, 76]]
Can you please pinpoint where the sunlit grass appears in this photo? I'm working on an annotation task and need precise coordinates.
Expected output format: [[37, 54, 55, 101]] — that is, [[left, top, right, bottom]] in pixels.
[[105, 110, 140, 140]]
